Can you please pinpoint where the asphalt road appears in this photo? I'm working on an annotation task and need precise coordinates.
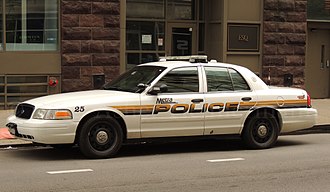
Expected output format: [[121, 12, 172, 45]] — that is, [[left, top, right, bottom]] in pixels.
[[1, 134, 330, 192]]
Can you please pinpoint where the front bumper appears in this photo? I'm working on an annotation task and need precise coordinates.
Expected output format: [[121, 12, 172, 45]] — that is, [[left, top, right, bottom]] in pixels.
[[6, 115, 78, 144]]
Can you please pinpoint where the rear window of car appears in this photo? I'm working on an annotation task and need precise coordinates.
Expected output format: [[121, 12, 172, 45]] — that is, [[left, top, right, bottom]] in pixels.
[[228, 68, 250, 91], [205, 67, 250, 92]]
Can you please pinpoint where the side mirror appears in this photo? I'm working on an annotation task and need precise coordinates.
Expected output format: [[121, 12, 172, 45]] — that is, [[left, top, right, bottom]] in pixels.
[[136, 83, 148, 93], [148, 84, 168, 95], [159, 84, 168, 92]]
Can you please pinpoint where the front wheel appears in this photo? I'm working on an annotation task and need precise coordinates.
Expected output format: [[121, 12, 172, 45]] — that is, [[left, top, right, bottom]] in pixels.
[[242, 112, 279, 149], [78, 116, 123, 159]]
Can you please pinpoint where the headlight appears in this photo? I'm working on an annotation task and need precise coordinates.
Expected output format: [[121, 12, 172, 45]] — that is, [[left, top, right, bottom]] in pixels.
[[33, 109, 73, 120]]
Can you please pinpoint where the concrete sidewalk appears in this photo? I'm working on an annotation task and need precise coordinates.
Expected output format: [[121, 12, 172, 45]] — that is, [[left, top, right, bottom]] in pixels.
[[309, 99, 330, 125], [0, 99, 329, 146]]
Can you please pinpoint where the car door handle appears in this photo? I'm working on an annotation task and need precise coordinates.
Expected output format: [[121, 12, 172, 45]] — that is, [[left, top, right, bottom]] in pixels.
[[241, 97, 252, 102], [191, 99, 204, 103]]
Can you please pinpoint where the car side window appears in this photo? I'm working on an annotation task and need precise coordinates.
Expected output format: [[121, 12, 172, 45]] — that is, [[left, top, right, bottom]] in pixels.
[[228, 68, 250, 91], [205, 67, 250, 92], [156, 67, 199, 93], [205, 67, 234, 92]]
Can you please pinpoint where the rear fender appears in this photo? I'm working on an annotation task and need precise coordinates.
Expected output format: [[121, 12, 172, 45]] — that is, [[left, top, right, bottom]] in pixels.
[[240, 107, 282, 134]]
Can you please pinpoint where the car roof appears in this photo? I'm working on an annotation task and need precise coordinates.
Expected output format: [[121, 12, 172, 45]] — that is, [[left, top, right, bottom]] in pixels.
[[139, 58, 269, 91], [138, 56, 249, 71], [139, 60, 244, 71]]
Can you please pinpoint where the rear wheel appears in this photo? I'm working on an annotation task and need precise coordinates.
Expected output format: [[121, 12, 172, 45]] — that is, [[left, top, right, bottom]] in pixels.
[[78, 116, 123, 158], [242, 112, 279, 149]]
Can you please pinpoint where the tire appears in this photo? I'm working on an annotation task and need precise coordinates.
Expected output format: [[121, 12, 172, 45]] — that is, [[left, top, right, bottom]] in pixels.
[[242, 112, 279, 149], [78, 115, 123, 159]]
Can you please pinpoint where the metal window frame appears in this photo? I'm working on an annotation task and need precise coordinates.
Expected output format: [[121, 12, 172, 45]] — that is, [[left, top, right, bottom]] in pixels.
[[0, 74, 61, 109], [124, 0, 206, 70], [1, 0, 60, 52]]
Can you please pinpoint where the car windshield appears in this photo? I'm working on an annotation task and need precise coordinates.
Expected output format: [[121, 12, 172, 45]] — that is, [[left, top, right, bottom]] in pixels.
[[103, 66, 166, 93]]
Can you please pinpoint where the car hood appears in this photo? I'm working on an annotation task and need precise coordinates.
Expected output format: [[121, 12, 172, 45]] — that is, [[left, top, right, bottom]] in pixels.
[[23, 90, 139, 109]]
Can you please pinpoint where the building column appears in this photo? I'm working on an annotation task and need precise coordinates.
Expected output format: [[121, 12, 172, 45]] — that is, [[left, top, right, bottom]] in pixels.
[[262, 0, 307, 88], [60, 0, 121, 92]]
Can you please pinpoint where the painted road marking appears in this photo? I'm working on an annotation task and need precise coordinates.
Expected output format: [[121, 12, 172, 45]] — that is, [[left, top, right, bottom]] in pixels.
[[207, 158, 245, 163], [47, 169, 93, 175]]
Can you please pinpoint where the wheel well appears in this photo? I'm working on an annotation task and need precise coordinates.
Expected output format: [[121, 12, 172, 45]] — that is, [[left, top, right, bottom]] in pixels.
[[74, 111, 127, 144], [243, 108, 282, 133]]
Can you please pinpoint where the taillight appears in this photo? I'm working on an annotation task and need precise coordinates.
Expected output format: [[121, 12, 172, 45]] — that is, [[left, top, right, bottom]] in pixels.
[[307, 93, 312, 108]]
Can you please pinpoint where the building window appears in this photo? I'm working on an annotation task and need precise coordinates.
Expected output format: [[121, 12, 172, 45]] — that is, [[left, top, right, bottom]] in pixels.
[[5, 0, 58, 51], [126, 21, 165, 69], [127, 53, 162, 68], [126, 0, 204, 69], [127, 21, 165, 51], [127, 0, 165, 19], [308, 0, 330, 20], [198, 23, 204, 52], [198, 0, 204, 20], [167, 0, 195, 20]]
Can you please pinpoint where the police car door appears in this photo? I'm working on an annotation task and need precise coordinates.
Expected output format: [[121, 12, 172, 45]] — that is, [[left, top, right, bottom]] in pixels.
[[140, 66, 205, 138], [203, 66, 256, 135]]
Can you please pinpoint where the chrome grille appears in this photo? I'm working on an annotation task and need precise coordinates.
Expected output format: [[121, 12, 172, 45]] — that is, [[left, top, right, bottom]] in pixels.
[[15, 104, 35, 119]]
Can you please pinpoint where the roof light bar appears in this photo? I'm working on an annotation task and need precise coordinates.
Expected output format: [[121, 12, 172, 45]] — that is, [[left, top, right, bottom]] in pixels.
[[159, 55, 208, 63]]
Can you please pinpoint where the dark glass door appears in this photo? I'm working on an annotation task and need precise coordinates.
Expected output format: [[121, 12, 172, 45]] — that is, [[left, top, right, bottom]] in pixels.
[[167, 24, 196, 56], [172, 28, 192, 56]]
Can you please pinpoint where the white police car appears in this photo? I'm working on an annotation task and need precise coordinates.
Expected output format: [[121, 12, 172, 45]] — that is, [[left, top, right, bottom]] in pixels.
[[7, 56, 317, 158]]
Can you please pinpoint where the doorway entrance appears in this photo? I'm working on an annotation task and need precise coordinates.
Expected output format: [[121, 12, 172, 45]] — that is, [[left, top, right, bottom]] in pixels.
[[166, 23, 197, 56], [306, 29, 330, 98]]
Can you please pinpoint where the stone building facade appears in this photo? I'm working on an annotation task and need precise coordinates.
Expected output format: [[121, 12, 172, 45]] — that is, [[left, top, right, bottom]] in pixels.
[[59, 0, 309, 93], [61, 0, 121, 92], [263, 0, 307, 88]]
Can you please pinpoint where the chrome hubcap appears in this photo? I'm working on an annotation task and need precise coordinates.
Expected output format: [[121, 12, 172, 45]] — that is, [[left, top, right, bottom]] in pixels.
[[257, 125, 268, 138], [96, 131, 109, 144]]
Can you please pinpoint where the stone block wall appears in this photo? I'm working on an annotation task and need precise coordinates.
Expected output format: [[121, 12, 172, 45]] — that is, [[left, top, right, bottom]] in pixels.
[[61, 0, 120, 92], [263, 0, 307, 88]]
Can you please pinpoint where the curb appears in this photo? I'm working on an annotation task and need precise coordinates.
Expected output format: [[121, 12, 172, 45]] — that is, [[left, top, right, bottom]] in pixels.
[[0, 139, 33, 147], [0, 125, 330, 148]]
